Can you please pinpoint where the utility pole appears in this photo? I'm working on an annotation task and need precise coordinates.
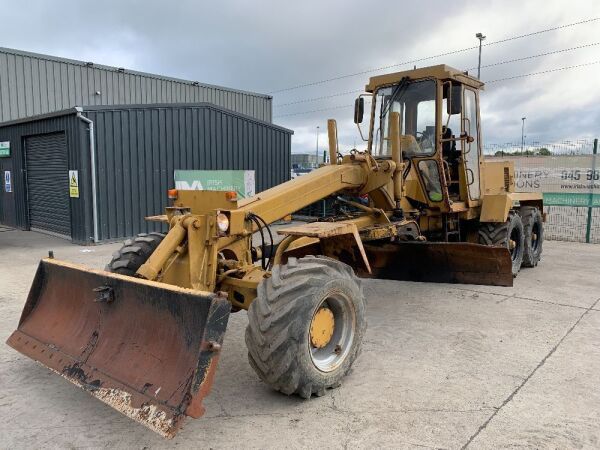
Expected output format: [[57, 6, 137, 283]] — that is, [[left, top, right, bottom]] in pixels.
[[315, 126, 320, 168], [521, 117, 526, 155], [476, 33, 486, 79]]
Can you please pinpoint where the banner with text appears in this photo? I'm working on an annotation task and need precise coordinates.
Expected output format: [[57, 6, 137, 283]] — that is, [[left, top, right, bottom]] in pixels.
[[173, 170, 256, 198], [508, 155, 599, 207]]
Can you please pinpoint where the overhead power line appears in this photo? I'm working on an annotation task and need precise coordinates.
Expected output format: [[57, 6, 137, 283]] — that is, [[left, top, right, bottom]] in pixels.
[[274, 101, 371, 119], [269, 45, 477, 94], [274, 41, 600, 108], [268, 17, 600, 95], [486, 60, 600, 83], [466, 41, 600, 71], [276, 89, 363, 107], [273, 60, 599, 119]]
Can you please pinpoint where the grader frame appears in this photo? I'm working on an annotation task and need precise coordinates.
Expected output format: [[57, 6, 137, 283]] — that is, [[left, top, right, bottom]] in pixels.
[[7, 64, 544, 437]]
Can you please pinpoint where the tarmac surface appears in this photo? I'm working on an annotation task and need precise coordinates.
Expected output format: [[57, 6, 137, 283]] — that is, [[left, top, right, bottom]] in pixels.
[[1, 229, 599, 449]]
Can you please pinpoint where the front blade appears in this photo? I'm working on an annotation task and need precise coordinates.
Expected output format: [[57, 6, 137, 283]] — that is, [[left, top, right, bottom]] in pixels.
[[361, 242, 513, 287], [6, 259, 231, 438]]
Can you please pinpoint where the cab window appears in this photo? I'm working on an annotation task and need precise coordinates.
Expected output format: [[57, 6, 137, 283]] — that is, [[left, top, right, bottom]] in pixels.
[[371, 79, 436, 157]]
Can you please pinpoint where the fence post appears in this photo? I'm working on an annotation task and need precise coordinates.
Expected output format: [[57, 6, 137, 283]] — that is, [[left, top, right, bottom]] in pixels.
[[586, 138, 598, 243]]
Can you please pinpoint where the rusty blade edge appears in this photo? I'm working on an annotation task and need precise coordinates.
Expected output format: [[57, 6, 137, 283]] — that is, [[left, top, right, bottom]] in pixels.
[[47, 364, 181, 439], [6, 330, 189, 439]]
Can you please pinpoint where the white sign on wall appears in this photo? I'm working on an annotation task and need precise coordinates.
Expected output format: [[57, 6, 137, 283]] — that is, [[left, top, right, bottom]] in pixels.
[[173, 170, 256, 198], [4, 170, 11, 192]]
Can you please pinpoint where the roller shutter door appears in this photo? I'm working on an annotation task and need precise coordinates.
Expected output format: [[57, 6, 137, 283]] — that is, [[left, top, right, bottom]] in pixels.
[[25, 133, 71, 237]]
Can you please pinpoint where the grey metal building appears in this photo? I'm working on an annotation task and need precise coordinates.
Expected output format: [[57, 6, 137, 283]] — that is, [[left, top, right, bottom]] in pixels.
[[0, 47, 272, 123], [0, 103, 292, 244]]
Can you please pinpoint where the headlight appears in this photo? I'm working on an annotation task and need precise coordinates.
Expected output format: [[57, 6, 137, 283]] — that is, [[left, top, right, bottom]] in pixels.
[[216, 212, 230, 233]]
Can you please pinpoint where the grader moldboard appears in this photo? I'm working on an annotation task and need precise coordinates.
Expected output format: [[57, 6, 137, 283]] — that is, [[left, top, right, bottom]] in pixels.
[[7, 65, 544, 437]]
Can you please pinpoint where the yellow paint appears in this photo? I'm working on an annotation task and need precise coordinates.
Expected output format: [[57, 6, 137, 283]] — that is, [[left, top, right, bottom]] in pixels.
[[130, 63, 544, 309], [310, 307, 335, 348]]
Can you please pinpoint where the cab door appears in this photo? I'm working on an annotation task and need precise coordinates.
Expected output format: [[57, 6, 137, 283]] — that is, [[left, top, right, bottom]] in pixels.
[[462, 88, 482, 202]]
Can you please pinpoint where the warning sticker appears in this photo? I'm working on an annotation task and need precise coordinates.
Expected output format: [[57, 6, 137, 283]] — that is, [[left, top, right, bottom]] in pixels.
[[4, 170, 11, 192], [69, 170, 79, 198]]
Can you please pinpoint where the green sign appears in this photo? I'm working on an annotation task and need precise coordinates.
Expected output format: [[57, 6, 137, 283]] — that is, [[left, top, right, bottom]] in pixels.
[[0, 141, 9, 157], [543, 192, 600, 207], [174, 170, 255, 198]]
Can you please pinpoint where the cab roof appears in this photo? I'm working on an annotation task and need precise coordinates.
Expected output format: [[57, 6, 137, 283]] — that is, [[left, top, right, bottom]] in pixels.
[[365, 64, 484, 92]]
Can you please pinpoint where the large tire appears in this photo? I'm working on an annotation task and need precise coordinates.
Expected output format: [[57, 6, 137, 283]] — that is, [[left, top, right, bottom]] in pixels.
[[105, 232, 165, 276], [245, 255, 366, 399], [520, 206, 544, 267], [479, 211, 525, 276]]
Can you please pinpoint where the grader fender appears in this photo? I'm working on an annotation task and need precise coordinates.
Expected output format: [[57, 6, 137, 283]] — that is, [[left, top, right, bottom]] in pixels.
[[6, 259, 231, 438], [362, 242, 513, 287]]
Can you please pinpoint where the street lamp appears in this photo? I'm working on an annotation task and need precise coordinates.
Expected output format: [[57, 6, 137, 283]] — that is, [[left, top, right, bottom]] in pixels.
[[475, 33, 486, 79], [315, 126, 320, 167], [521, 117, 526, 155]]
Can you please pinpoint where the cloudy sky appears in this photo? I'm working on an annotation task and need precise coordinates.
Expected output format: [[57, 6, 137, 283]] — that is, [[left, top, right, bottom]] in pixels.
[[3, 0, 599, 154]]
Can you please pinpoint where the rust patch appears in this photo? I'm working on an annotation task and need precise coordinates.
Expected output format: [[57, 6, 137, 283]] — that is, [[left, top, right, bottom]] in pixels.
[[360, 242, 513, 287], [6, 259, 231, 438]]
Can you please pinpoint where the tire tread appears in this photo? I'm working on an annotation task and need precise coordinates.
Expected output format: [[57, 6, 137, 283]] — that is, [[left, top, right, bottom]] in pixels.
[[245, 256, 365, 398]]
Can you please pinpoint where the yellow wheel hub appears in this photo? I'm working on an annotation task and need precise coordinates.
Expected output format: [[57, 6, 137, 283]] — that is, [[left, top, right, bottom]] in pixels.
[[310, 307, 335, 349]]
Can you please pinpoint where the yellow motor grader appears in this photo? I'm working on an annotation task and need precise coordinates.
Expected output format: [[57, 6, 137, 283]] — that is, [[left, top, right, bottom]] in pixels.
[[7, 64, 544, 437]]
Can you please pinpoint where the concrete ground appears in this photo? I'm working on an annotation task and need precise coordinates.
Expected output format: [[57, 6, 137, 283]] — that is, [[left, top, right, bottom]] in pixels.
[[1, 229, 599, 449]]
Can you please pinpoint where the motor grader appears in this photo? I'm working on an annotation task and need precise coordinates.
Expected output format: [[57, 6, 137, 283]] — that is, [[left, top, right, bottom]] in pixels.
[[7, 64, 544, 438]]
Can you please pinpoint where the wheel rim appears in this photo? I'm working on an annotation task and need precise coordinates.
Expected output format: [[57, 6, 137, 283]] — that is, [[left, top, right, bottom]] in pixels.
[[309, 291, 356, 373], [509, 227, 521, 261]]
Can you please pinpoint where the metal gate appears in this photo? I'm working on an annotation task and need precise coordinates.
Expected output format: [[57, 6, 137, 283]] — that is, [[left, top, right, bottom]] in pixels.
[[25, 133, 70, 237]]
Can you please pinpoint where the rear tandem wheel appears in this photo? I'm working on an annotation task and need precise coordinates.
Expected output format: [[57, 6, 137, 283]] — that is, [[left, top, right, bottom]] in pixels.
[[520, 206, 544, 267], [478, 211, 525, 277]]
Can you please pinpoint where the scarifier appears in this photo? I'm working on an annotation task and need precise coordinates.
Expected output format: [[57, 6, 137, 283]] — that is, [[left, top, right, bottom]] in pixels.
[[7, 65, 544, 437]]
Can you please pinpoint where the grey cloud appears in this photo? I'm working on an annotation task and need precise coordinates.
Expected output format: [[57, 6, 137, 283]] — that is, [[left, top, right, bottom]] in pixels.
[[1, 0, 599, 152]]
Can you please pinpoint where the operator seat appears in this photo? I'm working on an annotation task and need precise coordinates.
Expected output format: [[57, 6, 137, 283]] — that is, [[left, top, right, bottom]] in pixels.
[[442, 126, 460, 195]]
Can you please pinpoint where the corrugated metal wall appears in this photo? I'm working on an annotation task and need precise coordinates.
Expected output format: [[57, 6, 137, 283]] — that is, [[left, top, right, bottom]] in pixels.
[[0, 103, 292, 243], [0, 113, 92, 241], [0, 47, 272, 123], [85, 104, 291, 241]]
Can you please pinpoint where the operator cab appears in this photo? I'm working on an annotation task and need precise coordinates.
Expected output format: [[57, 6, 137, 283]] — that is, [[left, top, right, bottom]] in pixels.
[[355, 65, 484, 207]]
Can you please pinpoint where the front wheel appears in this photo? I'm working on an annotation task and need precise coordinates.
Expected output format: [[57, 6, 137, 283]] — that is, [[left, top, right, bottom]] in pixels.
[[105, 232, 165, 276], [245, 255, 366, 398]]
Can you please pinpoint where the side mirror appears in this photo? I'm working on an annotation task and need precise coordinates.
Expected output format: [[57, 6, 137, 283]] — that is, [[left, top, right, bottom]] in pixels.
[[447, 85, 462, 115], [354, 97, 364, 124]]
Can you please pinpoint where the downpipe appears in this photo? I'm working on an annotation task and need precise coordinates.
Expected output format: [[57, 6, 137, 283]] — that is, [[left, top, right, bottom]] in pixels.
[[76, 108, 99, 243]]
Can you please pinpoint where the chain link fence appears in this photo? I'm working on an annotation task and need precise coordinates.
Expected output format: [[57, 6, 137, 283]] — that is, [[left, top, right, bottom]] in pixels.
[[484, 138, 599, 244], [483, 139, 595, 157]]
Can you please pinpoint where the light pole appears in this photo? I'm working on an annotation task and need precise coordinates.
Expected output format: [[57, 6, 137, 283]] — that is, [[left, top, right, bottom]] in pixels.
[[521, 117, 526, 155], [315, 126, 320, 167], [475, 33, 486, 79]]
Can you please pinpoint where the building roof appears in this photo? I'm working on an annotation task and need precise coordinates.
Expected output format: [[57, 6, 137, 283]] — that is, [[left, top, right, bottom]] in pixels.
[[0, 102, 293, 134], [0, 46, 271, 100]]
